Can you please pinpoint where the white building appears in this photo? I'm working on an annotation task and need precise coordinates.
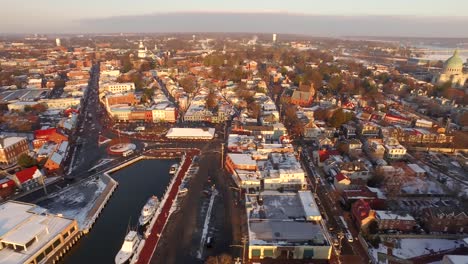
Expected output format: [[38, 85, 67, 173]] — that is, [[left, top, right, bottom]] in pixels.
[[246, 191, 331, 260], [432, 49, 467, 89], [0, 201, 79, 264], [101, 82, 135, 94], [150, 105, 177, 123], [384, 142, 407, 160], [7, 101, 39, 112], [166, 128, 215, 140], [109, 105, 132, 122], [38, 98, 81, 110], [137, 41, 147, 59]]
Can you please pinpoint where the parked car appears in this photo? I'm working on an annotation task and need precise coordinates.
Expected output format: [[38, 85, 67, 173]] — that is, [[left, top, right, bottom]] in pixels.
[[206, 236, 214, 248]]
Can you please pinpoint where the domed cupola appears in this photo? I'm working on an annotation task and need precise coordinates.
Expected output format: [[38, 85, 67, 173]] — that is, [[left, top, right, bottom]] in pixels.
[[443, 49, 463, 74]]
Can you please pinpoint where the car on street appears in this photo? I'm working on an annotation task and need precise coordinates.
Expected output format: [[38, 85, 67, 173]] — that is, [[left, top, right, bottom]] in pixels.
[[205, 236, 214, 248]]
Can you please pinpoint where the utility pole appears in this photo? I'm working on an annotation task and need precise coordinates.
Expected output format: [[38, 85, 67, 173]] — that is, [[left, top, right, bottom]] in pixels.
[[41, 173, 48, 196], [221, 143, 225, 168], [241, 235, 248, 263]]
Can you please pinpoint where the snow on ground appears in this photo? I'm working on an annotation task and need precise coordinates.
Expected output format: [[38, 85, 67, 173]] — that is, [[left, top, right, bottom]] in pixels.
[[401, 178, 445, 195], [38, 177, 107, 229], [88, 158, 114, 172], [371, 238, 461, 262], [196, 189, 218, 259]]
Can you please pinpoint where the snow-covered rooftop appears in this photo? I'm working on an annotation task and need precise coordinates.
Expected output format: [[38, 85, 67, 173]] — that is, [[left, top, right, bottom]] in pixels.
[[0, 136, 26, 149], [166, 127, 215, 139], [298, 191, 322, 221], [249, 221, 327, 246], [0, 201, 75, 264], [407, 163, 425, 174], [371, 238, 461, 261], [375, 210, 415, 221], [228, 153, 257, 166]]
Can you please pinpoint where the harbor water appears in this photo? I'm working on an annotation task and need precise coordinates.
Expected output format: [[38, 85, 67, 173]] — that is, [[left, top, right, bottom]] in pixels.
[[62, 159, 177, 264]]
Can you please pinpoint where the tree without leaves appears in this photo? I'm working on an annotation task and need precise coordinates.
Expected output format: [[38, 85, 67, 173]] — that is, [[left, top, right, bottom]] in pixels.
[[204, 254, 233, 264], [31, 103, 47, 113], [18, 154, 37, 168], [121, 53, 133, 73], [24, 105, 33, 112], [206, 89, 218, 110], [368, 220, 379, 235], [284, 105, 298, 121], [179, 76, 197, 94], [248, 101, 261, 119], [329, 108, 354, 128], [140, 61, 152, 72]]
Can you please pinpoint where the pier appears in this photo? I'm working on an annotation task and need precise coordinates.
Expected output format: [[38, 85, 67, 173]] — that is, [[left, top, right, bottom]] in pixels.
[[134, 148, 200, 264], [82, 173, 118, 233]]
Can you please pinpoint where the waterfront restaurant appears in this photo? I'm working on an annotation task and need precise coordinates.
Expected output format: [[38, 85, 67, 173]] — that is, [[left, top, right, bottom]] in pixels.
[[0, 201, 80, 264]]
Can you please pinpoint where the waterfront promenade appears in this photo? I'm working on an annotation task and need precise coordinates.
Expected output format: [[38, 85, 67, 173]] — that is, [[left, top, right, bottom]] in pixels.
[[136, 149, 200, 264]]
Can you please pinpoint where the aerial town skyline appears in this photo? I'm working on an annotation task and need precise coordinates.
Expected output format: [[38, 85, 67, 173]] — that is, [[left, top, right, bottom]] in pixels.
[[0, 2, 467, 264]]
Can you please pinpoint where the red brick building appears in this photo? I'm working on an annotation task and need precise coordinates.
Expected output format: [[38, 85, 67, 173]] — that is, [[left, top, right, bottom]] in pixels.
[[374, 211, 416, 232], [352, 199, 416, 232], [128, 110, 152, 123], [351, 199, 376, 229], [422, 207, 468, 234], [0, 178, 16, 199], [341, 186, 386, 210], [290, 90, 314, 107], [105, 92, 138, 106], [0, 136, 29, 165]]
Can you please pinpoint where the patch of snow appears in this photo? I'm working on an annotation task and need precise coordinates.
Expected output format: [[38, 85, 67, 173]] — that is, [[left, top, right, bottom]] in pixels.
[[401, 178, 445, 195], [371, 238, 460, 262], [39, 177, 108, 229]]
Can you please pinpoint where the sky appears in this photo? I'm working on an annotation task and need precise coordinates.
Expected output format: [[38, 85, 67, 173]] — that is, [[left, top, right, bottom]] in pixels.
[[1, 0, 468, 36]]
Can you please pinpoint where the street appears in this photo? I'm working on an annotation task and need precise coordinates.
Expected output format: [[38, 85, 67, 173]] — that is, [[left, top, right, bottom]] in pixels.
[[300, 147, 370, 264], [151, 140, 241, 264]]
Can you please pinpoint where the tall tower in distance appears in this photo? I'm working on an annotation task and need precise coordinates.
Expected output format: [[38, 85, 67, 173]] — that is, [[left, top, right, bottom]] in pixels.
[[55, 38, 61, 47], [272, 33, 277, 43], [138, 41, 147, 59]]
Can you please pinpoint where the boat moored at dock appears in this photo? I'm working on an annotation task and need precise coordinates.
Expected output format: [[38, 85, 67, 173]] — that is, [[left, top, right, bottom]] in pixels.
[[115, 230, 141, 264], [138, 196, 160, 226], [169, 163, 179, 175]]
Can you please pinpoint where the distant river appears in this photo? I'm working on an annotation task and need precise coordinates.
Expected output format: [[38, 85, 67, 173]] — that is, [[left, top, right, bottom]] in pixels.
[[412, 43, 468, 62], [62, 159, 176, 264]]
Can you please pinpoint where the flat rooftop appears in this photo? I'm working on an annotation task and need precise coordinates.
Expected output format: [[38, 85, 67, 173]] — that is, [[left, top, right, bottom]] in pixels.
[[249, 221, 328, 246], [246, 192, 327, 247], [166, 127, 215, 139], [0, 201, 75, 264], [247, 191, 321, 221], [228, 153, 257, 166]]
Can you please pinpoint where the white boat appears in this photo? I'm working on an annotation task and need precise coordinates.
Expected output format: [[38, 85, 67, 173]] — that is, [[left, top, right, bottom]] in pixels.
[[169, 163, 179, 175], [138, 196, 160, 226], [115, 230, 141, 264]]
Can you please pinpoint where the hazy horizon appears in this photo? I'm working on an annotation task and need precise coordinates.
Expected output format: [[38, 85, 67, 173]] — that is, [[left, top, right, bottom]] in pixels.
[[1, 12, 468, 38], [1, 0, 468, 37]]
